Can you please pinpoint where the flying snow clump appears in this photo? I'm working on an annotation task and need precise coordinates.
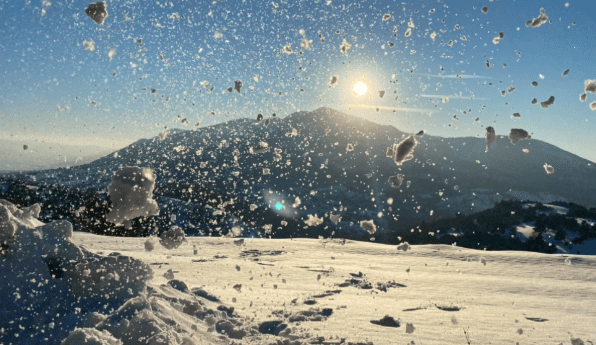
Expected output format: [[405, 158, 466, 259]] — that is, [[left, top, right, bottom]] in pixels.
[[485, 126, 496, 152], [329, 75, 339, 88], [360, 219, 377, 234], [159, 226, 186, 250], [83, 40, 95, 51], [585, 80, 596, 93], [250, 141, 269, 154], [396, 242, 411, 251], [329, 213, 342, 224], [580, 93, 587, 102], [526, 8, 548, 28], [508, 129, 531, 144], [304, 214, 324, 227], [544, 163, 555, 174], [386, 135, 418, 166], [540, 96, 555, 108], [106, 167, 160, 229], [388, 174, 405, 188], [85, 1, 108, 25], [340, 38, 352, 54]]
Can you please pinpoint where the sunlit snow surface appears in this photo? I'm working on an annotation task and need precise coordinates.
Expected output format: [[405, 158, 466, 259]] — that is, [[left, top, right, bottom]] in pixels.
[[1, 200, 594, 344]]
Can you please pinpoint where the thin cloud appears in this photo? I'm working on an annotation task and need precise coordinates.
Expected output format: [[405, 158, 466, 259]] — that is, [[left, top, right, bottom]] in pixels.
[[343, 104, 435, 113], [420, 94, 488, 101], [417, 73, 492, 79]]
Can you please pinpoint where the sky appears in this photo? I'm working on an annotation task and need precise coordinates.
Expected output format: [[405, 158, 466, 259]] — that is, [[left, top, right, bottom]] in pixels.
[[1, 0, 596, 168]]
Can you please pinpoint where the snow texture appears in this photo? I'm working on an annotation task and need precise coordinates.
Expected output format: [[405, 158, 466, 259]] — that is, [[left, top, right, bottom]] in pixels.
[[106, 167, 160, 229], [61, 328, 122, 345]]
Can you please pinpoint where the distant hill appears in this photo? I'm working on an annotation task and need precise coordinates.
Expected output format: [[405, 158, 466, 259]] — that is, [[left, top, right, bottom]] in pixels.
[[409, 200, 596, 255], [2, 107, 596, 246]]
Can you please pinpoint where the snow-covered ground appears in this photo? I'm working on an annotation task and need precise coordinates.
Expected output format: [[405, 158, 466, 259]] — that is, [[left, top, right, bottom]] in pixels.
[[2, 199, 595, 345], [72, 234, 596, 345]]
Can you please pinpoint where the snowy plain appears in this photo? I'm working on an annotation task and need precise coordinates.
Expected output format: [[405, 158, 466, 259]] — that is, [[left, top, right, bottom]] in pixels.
[[72, 233, 596, 345], [2, 197, 594, 345]]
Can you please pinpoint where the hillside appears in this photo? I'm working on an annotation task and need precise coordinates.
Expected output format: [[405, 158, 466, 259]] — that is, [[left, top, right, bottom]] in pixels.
[[2, 108, 596, 247]]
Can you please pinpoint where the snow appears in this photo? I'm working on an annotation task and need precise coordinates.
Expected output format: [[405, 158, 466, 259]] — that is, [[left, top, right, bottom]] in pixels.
[[508, 129, 531, 144], [386, 136, 418, 166], [515, 223, 538, 241], [159, 226, 187, 249], [106, 167, 160, 229], [1, 200, 594, 344], [485, 126, 496, 152]]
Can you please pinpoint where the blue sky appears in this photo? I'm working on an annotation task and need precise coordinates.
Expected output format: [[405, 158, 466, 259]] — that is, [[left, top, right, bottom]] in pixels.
[[1, 0, 596, 166]]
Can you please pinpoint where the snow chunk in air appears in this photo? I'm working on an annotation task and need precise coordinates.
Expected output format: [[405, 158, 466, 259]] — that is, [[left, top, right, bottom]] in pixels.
[[485, 126, 496, 152], [585, 80, 596, 93], [508, 128, 531, 144], [250, 141, 269, 154], [388, 174, 405, 188], [106, 167, 160, 229], [85, 2, 108, 25], [526, 8, 548, 28], [304, 214, 324, 227], [360, 219, 377, 235], [159, 226, 186, 250], [340, 38, 352, 54], [329, 75, 339, 88], [396, 242, 411, 251], [540, 96, 555, 108], [386, 135, 418, 166], [544, 163, 555, 174]]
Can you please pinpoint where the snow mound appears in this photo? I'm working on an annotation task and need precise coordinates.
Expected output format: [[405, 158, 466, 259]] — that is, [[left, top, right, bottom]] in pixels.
[[106, 167, 160, 229], [61, 328, 122, 345], [2, 200, 300, 344]]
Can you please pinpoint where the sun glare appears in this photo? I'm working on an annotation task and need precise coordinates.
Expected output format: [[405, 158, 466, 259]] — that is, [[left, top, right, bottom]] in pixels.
[[353, 81, 368, 96]]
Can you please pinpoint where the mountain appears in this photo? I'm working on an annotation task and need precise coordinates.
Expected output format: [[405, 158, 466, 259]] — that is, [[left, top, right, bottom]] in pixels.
[[2, 107, 596, 243]]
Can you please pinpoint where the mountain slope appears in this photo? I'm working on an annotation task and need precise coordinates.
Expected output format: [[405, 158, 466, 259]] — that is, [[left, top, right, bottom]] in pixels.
[[4, 107, 596, 239]]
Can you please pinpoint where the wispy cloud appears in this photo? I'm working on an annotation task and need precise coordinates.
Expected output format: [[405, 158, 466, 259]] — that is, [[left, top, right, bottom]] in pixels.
[[0, 133, 132, 149], [420, 94, 488, 101], [417, 73, 492, 79], [342, 104, 436, 113]]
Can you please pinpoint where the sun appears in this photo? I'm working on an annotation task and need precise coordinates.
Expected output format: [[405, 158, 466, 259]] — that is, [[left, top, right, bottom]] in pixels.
[[353, 81, 368, 96]]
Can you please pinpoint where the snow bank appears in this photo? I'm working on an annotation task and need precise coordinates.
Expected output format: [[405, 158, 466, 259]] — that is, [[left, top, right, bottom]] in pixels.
[[61, 328, 122, 345], [106, 167, 160, 229]]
